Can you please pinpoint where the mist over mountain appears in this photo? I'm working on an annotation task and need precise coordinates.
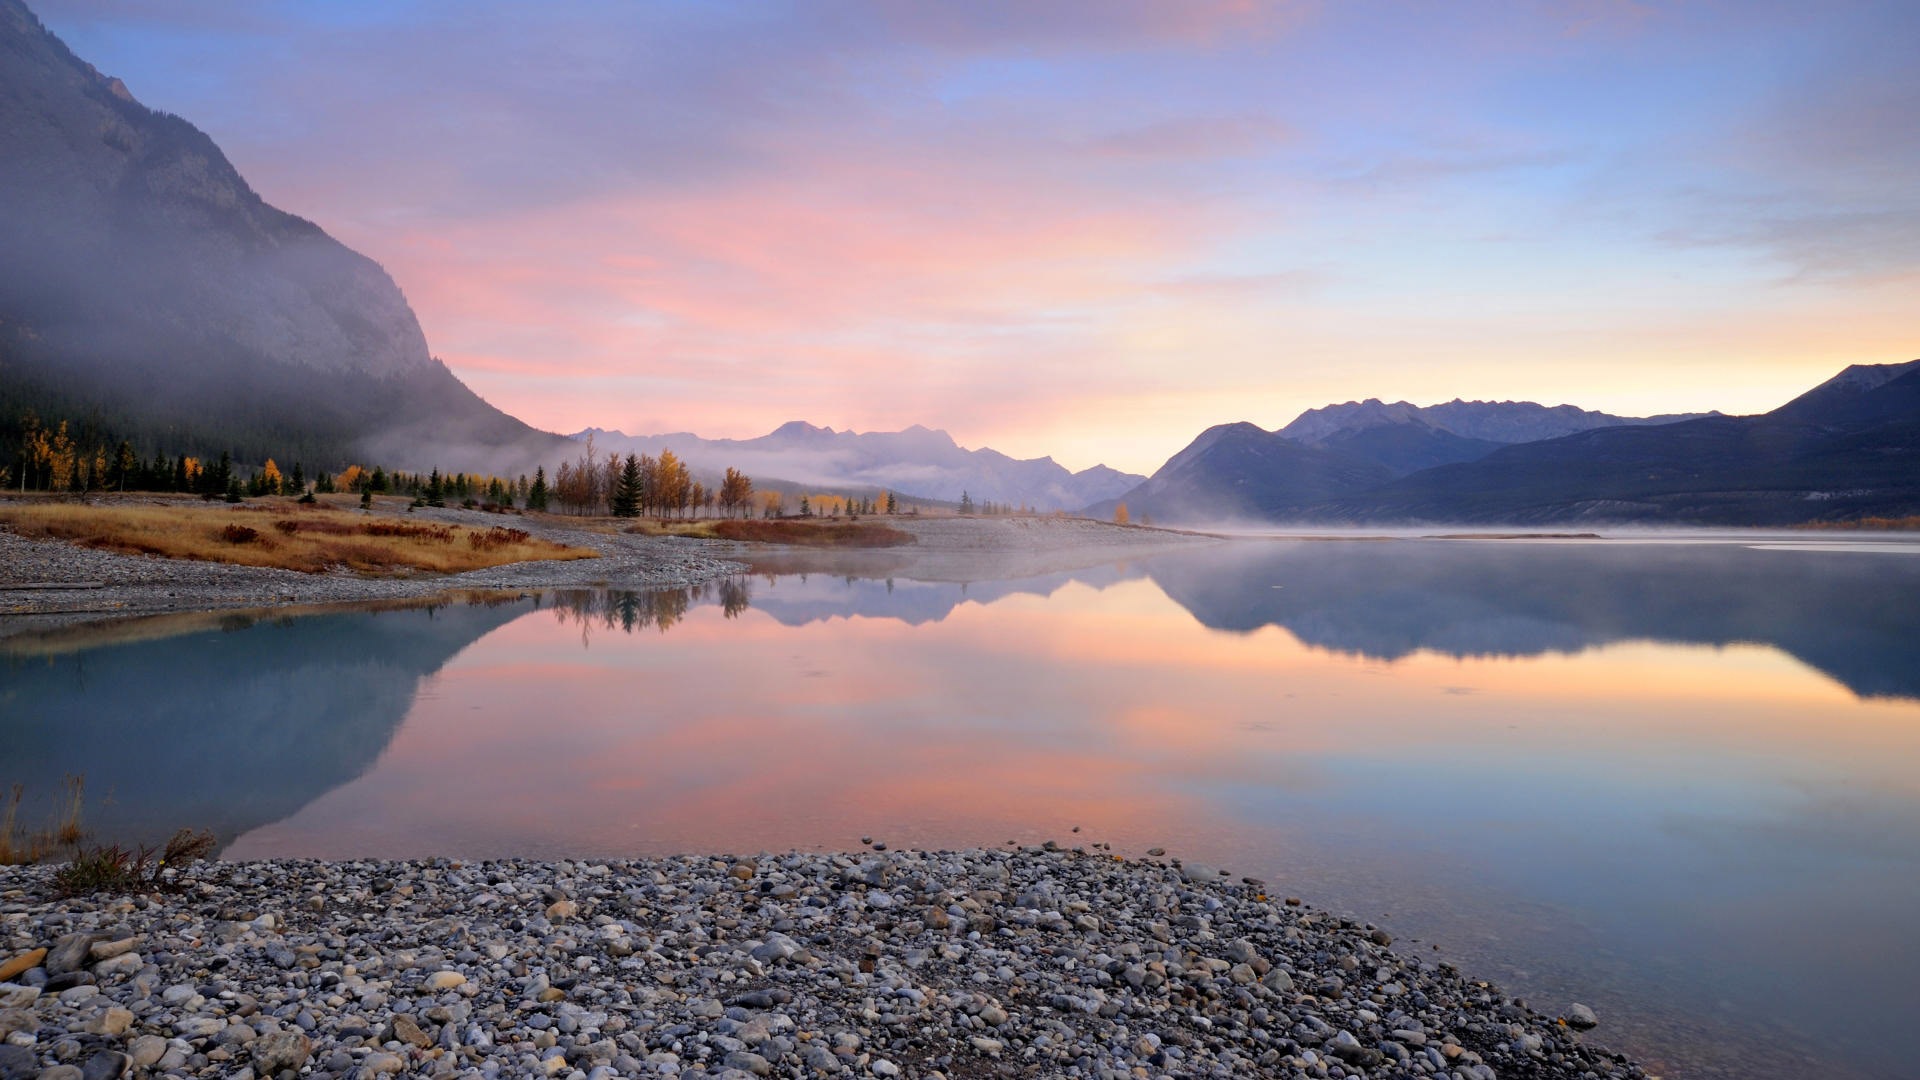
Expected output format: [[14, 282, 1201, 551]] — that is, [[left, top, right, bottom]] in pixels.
[[0, 0, 566, 472], [1099, 362, 1920, 526], [574, 422, 1143, 510]]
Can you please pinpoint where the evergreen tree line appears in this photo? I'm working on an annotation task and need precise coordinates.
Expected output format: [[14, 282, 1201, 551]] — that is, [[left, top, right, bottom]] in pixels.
[[6, 410, 550, 511]]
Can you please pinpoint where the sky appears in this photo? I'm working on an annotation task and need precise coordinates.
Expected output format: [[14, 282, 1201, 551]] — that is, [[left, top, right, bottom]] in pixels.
[[32, 0, 1920, 474]]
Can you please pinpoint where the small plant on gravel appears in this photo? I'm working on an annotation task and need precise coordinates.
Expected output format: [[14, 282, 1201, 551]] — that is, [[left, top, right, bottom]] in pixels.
[[51, 827, 217, 897], [52, 843, 153, 896]]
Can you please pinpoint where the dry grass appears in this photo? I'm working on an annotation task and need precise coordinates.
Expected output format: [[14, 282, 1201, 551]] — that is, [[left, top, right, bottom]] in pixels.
[[0, 501, 600, 574], [626, 517, 916, 548], [0, 774, 88, 866]]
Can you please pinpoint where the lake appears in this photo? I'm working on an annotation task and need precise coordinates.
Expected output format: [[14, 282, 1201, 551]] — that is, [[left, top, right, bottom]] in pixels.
[[4, 535, 1918, 1080]]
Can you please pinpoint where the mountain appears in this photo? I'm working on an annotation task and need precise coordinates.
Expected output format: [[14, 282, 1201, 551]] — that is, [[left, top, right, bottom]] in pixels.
[[1325, 360, 1920, 524], [1281, 398, 1715, 446], [1274, 399, 1715, 478], [1087, 422, 1393, 522], [1101, 362, 1920, 526], [573, 422, 1144, 511], [0, 0, 565, 472]]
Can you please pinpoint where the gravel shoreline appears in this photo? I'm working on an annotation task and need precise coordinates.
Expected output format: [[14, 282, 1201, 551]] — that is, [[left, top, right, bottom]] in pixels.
[[0, 849, 1640, 1080]]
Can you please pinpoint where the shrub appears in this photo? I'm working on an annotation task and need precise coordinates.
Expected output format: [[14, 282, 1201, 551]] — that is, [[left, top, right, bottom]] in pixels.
[[51, 828, 216, 897], [221, 523, 262, 544], [468, 526, 530, 551]]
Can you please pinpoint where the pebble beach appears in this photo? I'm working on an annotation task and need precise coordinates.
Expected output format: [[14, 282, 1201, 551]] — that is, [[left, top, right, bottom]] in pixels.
[[0, 848, 1641, 1080]]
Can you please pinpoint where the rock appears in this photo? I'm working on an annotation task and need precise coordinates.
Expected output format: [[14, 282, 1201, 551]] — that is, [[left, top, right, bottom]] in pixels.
[[423, 970, 466, 992], [251, 1030, 312, 1073], [1180, 863, 1222, 885], [86, 1008, 133, 1036], [545, 900, 578, 920], [389, 1014, 432, 1049], [79, 1051, 130, 1080], [125, 1038, 166, 1070], [1369, 928, 1393, 946], [0, 952, 45, 983], [0, 985, 38, 1010], [1565, 1002, 1600, 1030], [90, 953, 141, 979], [978, 1003, 1009, 1026], [85, 939, 135, 963], [43, 935, 94, 977], [871, 1061, 899, 1077], [0, 1009, 37, 1040], [1147, 848, 1166, 856], [968, 1036, 1004, 1056], [36, 1066, 83, 1080], [359, 1051, 405, 1075], [722, 1050, 772, 1076], [0, 1046, 36, 1080]]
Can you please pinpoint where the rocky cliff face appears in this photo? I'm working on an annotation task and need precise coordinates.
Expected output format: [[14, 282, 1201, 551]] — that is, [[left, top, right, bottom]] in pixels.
[[0, 0, 561, 470], [0, 0, 431, 379]]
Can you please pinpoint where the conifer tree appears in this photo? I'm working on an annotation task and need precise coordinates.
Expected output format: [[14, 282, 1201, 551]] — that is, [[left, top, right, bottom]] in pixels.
[[611, 454, 643, 518], [528, 467, 549, 512]]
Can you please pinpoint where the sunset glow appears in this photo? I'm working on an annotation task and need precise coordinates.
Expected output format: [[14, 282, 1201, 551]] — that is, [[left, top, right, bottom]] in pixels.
[[37, 1, 1920, 472]]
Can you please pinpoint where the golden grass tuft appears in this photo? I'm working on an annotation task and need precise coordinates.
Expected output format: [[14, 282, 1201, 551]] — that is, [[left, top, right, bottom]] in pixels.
[[0, 501, 599, 574]]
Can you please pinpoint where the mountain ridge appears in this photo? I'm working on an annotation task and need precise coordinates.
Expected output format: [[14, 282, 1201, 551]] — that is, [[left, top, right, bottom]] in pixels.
[[1096, 363, 1920, 526], [570, 422, 1143, 510]]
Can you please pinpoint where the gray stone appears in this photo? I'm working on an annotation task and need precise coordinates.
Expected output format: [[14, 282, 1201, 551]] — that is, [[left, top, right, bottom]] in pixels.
[[43, 936, 95, 978], [0, 1045, 35, 1080], [1565, 1002, 1599, 1030], [79, 1051, 130, 1080], [124, 1038, 166, 1071], [251, 1030, 312, 1073]]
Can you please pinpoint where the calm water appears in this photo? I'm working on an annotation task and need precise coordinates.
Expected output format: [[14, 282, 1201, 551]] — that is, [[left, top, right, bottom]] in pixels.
[[5, 536, 1919, 1080]]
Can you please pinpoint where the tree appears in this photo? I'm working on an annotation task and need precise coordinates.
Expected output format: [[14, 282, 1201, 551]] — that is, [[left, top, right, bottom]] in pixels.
[[611, 454, 643, 517], [111, 440, 136, 491], [259, 459, 284, 497], [959, 490, 974, 514], [1114, 503, 1130, 525], [528, 467, 550, 512], [656, 449, 691, 518], [360, 488, 373, 510], [884, 490, 897, 515], [799, 495, 812, 517], [425, 468, 445, 507], [719, 467, 753, 518]]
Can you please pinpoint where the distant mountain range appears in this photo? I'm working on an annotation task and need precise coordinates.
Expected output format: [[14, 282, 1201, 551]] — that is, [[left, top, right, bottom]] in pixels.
[[0, 0, 565, 472], [573, 422, 1143, 511], [1097, 361, 1920, 525]]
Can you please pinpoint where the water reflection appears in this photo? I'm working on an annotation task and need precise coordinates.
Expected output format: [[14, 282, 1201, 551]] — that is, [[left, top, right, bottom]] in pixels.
[[0, 597, 531, 848], [4, 539, 1918, 1080]]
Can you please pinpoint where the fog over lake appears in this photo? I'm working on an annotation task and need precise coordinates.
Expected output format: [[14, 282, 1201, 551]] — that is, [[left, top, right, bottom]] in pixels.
[[5, 536, 1917, 1080]]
